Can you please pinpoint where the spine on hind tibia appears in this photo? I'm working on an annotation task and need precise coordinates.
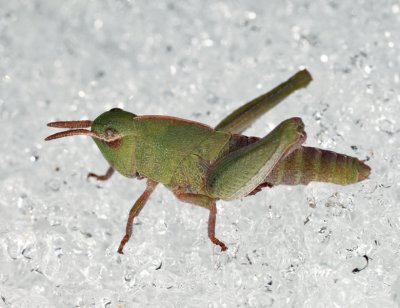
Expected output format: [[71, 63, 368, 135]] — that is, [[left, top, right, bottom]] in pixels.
[[264, 146, 370, 186]]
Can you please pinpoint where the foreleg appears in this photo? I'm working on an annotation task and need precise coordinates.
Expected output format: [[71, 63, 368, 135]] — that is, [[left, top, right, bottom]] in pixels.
[[117, 180, 158, 254], [87, 166, 114, 181]]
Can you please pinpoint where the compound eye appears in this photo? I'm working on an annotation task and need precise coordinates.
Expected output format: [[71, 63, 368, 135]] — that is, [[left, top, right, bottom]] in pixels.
[[104, 128, 121, 149], [105, 128, 116, 138], [109, 108, 122, 112]]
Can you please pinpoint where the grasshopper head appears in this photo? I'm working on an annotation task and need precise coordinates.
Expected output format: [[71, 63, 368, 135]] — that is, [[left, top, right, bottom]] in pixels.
[[45, 108, 139, 178]]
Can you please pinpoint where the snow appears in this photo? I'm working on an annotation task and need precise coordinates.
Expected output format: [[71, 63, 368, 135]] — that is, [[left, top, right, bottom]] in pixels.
[[1, 0, 399, 307]]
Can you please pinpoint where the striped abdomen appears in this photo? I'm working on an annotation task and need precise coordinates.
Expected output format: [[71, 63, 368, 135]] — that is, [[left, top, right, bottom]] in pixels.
[[264, 146, 371, 186]]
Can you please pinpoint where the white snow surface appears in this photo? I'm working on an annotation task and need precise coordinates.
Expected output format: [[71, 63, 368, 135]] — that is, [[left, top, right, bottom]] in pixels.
[[1, 1, 399, 307]]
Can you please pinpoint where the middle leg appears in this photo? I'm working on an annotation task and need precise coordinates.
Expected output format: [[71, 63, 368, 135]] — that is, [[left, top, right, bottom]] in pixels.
[[174, 189, 227, 251]]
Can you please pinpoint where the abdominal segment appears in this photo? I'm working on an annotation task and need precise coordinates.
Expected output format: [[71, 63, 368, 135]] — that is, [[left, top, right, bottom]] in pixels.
[[263, 146, 370, 186]]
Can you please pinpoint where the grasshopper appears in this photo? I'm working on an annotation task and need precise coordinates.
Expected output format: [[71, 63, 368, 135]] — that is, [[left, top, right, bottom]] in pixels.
[[45, 70, 371, 253]]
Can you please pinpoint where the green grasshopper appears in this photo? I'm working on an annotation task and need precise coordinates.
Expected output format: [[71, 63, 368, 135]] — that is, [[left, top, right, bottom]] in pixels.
[[45, 70, 371, 254]]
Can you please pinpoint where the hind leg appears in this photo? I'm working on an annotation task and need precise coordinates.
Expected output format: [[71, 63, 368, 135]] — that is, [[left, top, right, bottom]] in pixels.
[[207, 117, 306, 200], [215, 70, 312, 134]]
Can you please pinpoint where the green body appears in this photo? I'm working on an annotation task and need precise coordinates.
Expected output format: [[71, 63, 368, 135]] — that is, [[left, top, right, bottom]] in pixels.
[[92, 110, 368, 201], [46, 69, 371, 253], [94, 114, 232, 196]]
